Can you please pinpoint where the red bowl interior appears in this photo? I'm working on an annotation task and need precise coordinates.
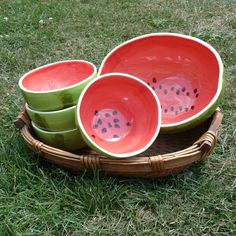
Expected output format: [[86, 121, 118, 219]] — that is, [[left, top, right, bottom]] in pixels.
[[22, 61, 95, 92], [99, 34, 221, 125], [79, 74, 160, 156]]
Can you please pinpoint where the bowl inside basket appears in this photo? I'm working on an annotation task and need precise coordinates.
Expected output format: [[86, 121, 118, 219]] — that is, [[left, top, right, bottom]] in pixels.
[[21, 60, 96, 92], [99, 33, 223, 131], [77, 73, 161, 158], [18, 60, 97, 111]]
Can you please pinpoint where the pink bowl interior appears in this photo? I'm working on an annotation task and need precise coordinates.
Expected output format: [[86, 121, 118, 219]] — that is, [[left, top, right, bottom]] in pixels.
[[22, 61, 95, 92], [79, 74, 160, 155], [100, 35, 221, 125]]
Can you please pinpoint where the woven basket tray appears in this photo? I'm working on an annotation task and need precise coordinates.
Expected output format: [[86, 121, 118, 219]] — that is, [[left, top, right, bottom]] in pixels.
[[14, 106, 223, 178]]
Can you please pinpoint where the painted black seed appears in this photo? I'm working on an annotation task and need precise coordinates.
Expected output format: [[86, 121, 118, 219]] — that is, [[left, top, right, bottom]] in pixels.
[[147, 82, 150, 86], [108, 122, 112, 128], [102, 128, 107, 133], [176, 90, 180, 95], [170, 106, 174, 111], [105, 113, 110, 118], [153, 77, 157, 83], [185, 107, 189, 112], [152, 86, 155, 90], [171, 86, 174, 91], [97, 118, 102, 125], [196, 93, 199, 98], [182, 87, 186, 92], [113, 134, 119, 138], [191, 106, 194, 110], [179, 106, 183, 111], [126, 122, 131, 126], [175, 111, 179, 115], [164, 89, 168, 94], [186, 92, 190, 96], [194, 88, 198, 93], [91, 135, 95, 138], [115, 124, 120, 128], [94, 110, 98, 116], [159, 85, 162, 89], [93, 124, 98, 129], [112, 110, 118, 115], [164, 108, 168, 113], [113, 118, 119, 123]]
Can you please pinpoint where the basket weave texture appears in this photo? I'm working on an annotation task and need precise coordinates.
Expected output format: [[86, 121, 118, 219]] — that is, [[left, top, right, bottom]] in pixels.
[[14, 106, 223, 178]]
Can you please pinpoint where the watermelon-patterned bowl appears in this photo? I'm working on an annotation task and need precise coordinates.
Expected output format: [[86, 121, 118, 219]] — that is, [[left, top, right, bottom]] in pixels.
[[99, 33, 224, 132], [76, 73, 162, 158], [26, 103, 76, 132], [19, 60, 97, 111], [31, 122, 86, 151]]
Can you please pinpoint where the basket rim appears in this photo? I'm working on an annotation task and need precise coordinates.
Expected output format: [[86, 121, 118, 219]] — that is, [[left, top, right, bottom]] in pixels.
[[14, 106, 223, 175]]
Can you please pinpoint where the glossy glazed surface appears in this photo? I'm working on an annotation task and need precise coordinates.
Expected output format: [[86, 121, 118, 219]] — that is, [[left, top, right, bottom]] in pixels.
[[23, 61, 95, 91], [26, 104, 76, 132], [77, 73, 161, 158], [99, 33, 223, 130], [32, 122, 86, 151], [19, 60, 97, 111]]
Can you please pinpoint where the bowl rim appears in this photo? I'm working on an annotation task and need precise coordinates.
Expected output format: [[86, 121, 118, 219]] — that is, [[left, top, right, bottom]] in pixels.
[[98, 32, 224, 129], [19, 60, 97, 94], [76, 72, 162, 158], [26, 103, 76, 115], [31, 121, 78, 134]]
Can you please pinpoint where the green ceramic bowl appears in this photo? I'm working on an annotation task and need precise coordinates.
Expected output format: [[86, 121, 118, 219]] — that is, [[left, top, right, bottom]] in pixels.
[[32, 121, 87, 151], [19, 60, 97, 111], [26, 103, 76, 132]]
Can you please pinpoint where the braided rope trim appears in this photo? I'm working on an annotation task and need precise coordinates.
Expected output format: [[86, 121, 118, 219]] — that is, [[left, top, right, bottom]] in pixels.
[[149, 155, 164, 172], [81, 155, 101, 169], [31, 140, 43, 154]]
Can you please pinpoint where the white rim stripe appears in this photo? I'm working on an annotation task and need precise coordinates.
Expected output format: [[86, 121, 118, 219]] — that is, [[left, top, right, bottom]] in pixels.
[[31, 121, 78, 134], [26, 103, 76, 114]]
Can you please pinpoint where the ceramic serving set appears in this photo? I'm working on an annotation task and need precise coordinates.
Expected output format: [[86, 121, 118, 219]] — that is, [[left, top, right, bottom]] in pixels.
[[18, 33, 224, 158]]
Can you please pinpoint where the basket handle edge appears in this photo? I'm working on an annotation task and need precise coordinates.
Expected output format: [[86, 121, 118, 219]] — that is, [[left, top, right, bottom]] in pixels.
[[197, 108, 223, 158], [14, 102, 30, 129], [208, 108, 224, 135]]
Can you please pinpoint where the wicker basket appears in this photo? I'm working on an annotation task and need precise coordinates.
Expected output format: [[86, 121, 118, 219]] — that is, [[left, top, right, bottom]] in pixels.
[[14, 105, 223, 178]]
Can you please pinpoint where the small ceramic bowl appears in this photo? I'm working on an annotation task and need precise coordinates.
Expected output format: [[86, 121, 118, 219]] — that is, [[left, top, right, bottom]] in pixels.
[[19, 60, 97, 111], [31, 122, 86, 151], [76, 73, 161, 158], [26, 103, 76, 132], [99, 33, 224, 132]]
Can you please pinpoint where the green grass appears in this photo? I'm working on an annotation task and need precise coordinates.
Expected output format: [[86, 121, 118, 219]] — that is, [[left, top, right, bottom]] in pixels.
[[0, 0, 235, 235]]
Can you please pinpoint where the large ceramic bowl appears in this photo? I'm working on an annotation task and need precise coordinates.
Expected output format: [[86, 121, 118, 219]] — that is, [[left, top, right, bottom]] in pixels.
[[26, 103, 76, 132], [31, 122, 86, 151], [76, 73, 161, 158], [99, 33, 224, 132], [19, 60, 97, 111]]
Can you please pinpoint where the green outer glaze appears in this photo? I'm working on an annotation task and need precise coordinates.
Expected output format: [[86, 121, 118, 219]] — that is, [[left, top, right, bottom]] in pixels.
[[80, 131, 111, 157], [21, 72, 97, 111], [26, 104, 76, 132], [161, 69, 225, 133], [75, 108, 116, 158], [32, 122, 86, 151]]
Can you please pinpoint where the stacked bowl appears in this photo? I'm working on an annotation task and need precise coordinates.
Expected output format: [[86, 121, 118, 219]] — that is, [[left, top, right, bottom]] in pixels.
[[19, 60, 97, 151], [18, 33, 224, 158]]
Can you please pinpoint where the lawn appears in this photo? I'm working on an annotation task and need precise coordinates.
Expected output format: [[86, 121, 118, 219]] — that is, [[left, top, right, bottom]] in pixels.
[[0, 0, 235, 235]]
